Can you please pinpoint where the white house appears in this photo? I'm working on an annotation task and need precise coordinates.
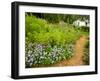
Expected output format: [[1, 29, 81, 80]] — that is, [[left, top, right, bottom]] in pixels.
[[73, 19, 90, 27]]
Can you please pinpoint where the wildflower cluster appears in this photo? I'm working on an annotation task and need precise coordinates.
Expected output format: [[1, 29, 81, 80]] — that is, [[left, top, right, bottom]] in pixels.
[[25, 43, 74, 68]]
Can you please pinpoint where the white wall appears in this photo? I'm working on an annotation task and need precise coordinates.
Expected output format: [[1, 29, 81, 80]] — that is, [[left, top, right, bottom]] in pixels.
[[0, 0, 99, 81]]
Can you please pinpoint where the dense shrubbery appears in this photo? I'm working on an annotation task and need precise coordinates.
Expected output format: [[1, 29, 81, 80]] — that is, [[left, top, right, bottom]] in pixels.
[[25, 14, 89, 67], [26, 15, 83, 45], [29, 13, 89, 24], [83, 40, 89, 65]]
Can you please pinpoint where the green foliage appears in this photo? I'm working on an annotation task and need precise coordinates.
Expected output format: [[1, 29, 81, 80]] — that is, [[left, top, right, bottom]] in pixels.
[[25, 14, 89, 67], [83, 40, 89, 65], [29, 13, 89, 24], [80, 26, 89, 32]]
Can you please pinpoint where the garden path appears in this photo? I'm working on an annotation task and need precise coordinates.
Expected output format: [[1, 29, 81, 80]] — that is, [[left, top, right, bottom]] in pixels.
[[52, 36, 87, 66]]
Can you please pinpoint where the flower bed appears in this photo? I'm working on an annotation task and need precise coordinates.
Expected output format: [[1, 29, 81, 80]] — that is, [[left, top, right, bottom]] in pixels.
[[25, 43, 74, 67]]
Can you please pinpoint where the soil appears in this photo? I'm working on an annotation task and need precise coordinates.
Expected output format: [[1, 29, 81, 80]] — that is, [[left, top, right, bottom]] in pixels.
[[52, 36, 87, 66]]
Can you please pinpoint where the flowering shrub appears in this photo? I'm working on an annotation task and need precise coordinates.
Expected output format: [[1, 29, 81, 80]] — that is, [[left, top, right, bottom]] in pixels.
[[25, 43, 74, 68]]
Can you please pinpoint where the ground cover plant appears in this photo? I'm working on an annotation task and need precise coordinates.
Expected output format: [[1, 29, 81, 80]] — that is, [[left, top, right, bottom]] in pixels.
[[25, 13, 89, 68], [83, 39, 89, 65]]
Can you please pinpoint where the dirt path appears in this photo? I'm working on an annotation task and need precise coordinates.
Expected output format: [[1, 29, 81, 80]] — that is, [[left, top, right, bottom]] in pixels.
[[52, 36, 87, 66]]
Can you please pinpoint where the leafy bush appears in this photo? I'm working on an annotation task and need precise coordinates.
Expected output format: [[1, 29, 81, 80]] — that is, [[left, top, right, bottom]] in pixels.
[[80, 26, 89, 32], [83, 40, 89, 65], [25, 15, 83, 45]]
